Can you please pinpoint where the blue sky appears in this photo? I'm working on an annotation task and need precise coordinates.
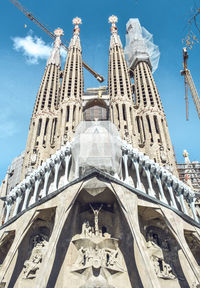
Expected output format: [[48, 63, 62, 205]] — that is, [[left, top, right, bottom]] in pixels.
[[0, 0, 200, 181]]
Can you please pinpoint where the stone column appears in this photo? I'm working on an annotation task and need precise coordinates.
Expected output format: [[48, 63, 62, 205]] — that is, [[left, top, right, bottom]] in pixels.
[[4, 197, 13, 223], [22, 183, 32, 210], [13, 189, 23, 217]]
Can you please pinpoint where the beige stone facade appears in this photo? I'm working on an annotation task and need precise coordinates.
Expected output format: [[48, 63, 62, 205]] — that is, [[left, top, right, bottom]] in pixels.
[[0, 16, 200, 288], [132, 61, 178, 176], [0, 167, 200, 287]]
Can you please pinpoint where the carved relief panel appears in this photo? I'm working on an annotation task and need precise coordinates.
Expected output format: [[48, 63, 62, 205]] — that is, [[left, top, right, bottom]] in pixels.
[[146, 228, 176, 280], [6, 208, 55, 288], [138, 207, 190, 287], [23, 233, 48, 279], [71, 203, 124, 287]]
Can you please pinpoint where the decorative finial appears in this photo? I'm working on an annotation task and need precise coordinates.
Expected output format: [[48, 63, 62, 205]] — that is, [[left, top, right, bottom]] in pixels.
[[72, 17, 82, 35], [108, 15, 118, 24], [183, 150, 189, 158], [72, 17, 82, 25], [54, 27, 64, 37], [52, 27, 63, 50], [183, 149, 190, 164], [109, 15, 118, 34]]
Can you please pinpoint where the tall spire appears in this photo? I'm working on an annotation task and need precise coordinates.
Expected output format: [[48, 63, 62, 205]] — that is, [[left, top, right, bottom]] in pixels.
[[125, 19, 177, 174], [58, 17, 83, 145], [21, 28, 63, 178], [33, 28, 63, 114], [108, 15, 137, 144]]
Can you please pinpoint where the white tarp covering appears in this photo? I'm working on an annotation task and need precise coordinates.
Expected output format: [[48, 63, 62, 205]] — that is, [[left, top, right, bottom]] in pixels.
[[124, 18, 160, 73], [71, 121, 122, 176]]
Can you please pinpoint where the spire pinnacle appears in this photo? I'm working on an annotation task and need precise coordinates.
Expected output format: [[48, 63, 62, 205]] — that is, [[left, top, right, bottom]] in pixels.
[[72, 17, 82, 36], [54, 27, 64, 37], [183, 149, 191, 164], [108, 15, 122, 48], [69, 17, 82, 50], [108, 15, 118, 34], [47, 27, 63, 66]]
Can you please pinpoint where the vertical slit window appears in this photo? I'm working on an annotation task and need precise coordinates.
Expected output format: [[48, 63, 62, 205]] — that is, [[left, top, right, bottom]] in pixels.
[[116, 104, 120, 122], [122, 104, 126, 121], [154, 116, 159, 134], [66, 106, 70, 122], [44, 118, 49, 136], [146, 115, 153, 142], [37, 119, 42, 136], [136, 116, 140, 133], [73, 106, 76, 121], [53, 118, 57, 136], [141, 117, 146, 141]]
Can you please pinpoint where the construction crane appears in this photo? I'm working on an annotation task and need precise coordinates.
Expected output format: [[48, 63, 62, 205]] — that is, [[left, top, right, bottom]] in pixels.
[[9, 0, 104, 83], [181, 47, 200, 120]]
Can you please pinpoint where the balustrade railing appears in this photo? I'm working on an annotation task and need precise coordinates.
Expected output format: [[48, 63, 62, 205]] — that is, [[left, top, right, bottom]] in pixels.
[[1, 141, 199, 225]]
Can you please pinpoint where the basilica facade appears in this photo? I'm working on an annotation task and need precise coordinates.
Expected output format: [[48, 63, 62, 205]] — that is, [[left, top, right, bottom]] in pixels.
[[0, 16, 199, 288]]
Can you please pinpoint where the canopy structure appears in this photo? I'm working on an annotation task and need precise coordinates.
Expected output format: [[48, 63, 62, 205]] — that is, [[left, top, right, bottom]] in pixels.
[[71, 121, 122, 176]]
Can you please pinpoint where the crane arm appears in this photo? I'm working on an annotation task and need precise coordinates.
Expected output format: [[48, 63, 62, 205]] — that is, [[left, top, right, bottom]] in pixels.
[[9, 0, 55, 40], [181, 47, 200, 120], [9, 0, 104, 83], [185, 70, 200, 119]]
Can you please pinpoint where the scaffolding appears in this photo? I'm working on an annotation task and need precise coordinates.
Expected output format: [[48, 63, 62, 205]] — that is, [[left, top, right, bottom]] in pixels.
[[124, 18, 160, 73], [177, 162, 200, 191]]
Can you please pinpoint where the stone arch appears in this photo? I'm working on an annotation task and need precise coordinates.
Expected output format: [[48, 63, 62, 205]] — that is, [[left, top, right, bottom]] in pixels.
[[46, 179, 143, 288], [0, 230, 15, 265], [138, 206, 189, 288], [184, 230, 200, 266], [7, 207, 56, 288], [83, 99, 109, 121]]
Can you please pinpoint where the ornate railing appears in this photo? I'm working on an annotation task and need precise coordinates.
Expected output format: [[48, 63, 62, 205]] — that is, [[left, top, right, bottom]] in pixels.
[[1, 141, 199, 225]]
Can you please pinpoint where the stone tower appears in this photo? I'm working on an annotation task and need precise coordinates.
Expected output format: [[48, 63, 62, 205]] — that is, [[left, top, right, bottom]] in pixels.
[[108, 16, 137, 145], [0, 16, 200, 288], [125, 19, 177, 175], [21, 28, 63, 179], [58, 17, 83, 145]]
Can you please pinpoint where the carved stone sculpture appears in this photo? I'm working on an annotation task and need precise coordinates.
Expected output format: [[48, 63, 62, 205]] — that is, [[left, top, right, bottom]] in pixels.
[[146, 230, 176, 280], [71, 204, 124, 287], [152, 256, 176, 279], [23, 233, 48, 279]]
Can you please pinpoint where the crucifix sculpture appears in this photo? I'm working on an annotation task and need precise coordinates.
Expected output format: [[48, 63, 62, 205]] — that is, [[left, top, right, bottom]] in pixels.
[[90, 204, 103, 236]]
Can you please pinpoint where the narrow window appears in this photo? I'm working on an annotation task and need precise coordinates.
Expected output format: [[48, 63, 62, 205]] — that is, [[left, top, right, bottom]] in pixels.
[[37, 119, 42, 136], [122, 104, 126, 121], [44, 118, 49, 136], [66, 106, 70, 122], [53, 118, 57, 136]]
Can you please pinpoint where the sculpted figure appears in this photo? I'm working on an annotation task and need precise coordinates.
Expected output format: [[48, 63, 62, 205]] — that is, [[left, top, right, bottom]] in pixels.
[[23, 251, 42, 279], [90, 204, 103, 236], [160, 145, 167, 164], [81, 221, 92, 237], [23, 233, 48, 279]]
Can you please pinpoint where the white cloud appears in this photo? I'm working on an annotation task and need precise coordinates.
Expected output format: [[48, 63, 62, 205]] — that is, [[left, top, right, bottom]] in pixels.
[[12, 33, 67, 64]]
